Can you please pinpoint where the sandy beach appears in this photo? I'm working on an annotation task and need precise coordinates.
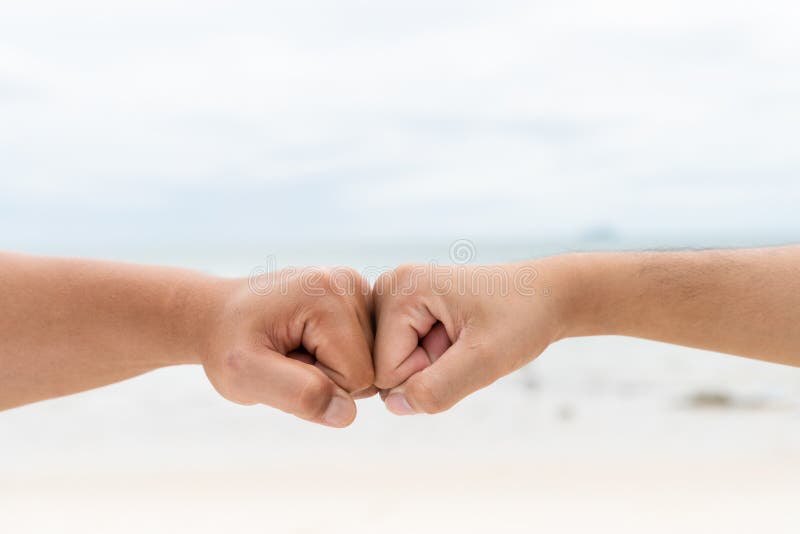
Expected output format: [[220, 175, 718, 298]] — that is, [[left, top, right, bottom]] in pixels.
[[3, 334, 800, 533], [3, 458, 800, 534]]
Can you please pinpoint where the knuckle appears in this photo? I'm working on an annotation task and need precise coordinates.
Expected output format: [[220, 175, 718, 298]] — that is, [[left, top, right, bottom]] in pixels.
[[312, 268, 335, 292], [375, 264, 427, 303], [393, 263, 419, 286], [374, 370, 401, 391], [300, 266, 368, 301], [350, 364, 375, 393], [296, 267, 336, 297], [372, 351, 401, 391], [328, 352, 374, 393], [373, 269, 397, 298], [333, 266, 364, 289]]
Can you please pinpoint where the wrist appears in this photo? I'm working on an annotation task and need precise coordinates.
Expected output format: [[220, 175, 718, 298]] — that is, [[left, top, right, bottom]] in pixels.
[[536, 252, 609, 341], [549, 252, 646, 340], [165, 272, 231, 366]]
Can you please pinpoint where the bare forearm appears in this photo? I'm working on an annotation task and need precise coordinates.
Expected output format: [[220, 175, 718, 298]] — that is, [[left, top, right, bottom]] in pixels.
[[553, 246, 800, 365], [0, 252, 221, 409]]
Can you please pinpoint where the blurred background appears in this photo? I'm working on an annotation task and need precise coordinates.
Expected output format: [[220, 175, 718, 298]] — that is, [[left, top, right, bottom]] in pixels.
[[2, 1, 800, 532]]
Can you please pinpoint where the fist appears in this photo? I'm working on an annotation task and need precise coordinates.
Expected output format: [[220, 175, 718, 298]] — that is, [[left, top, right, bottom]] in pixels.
[[201, 267, 374, 427], [373, 261, 565, 415]]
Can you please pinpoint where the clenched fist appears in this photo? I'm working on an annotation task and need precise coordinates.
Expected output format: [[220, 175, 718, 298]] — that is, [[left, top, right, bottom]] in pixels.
[[201, 267, 375, 427], [372, 261, 567, 415]]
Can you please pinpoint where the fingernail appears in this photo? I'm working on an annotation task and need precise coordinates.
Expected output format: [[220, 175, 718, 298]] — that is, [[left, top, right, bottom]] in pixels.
[[322, 392, 354, 427], [385, 393, 416, 416]]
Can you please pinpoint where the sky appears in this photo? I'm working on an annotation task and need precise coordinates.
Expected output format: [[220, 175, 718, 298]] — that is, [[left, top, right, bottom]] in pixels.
[[1, 0, 799, 253]]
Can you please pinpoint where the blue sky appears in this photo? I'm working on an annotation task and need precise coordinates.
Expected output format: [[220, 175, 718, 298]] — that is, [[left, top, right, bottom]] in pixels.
[[2, 0, 799, 252]]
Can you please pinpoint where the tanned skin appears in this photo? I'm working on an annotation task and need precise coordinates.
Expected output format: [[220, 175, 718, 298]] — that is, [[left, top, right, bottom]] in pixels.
[[373, 247, 800, 415], [2, 247, 798, 421], [0, 252, 375, 427]]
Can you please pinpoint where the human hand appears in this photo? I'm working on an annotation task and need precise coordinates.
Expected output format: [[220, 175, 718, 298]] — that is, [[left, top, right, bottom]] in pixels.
[[373, 260, 569, 415], [201, 267, 374, 427]]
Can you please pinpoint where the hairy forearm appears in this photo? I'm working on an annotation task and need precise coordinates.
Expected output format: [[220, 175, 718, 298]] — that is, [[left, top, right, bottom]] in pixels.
[[552, 246, 800, 365], [0, 252, 221, 409]]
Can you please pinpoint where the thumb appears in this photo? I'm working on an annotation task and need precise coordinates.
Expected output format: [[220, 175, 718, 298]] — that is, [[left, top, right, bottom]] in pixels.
[[212, 347, 357, 427], [384, 334, 500, 415]]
